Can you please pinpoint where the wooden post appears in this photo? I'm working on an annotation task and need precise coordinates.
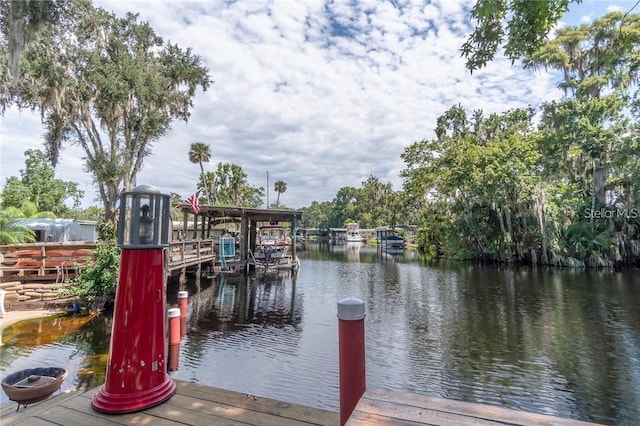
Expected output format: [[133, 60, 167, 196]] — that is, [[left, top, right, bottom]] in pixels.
[[338, 298, 366, 425]]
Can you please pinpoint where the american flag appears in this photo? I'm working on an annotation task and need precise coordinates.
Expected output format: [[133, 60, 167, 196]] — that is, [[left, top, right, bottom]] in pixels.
[[185, 191, 200, 214]]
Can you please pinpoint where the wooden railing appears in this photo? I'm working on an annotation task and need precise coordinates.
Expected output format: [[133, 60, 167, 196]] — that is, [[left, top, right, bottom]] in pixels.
[[167, 238, 217, 272], [0, 243, 97, 282], [0, 239, 220, 282]]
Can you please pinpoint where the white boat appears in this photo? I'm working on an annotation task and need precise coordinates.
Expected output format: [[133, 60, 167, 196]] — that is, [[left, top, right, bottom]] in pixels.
[[251, 225, 299, 272], [258, 225, 292, 246], [346, 223, 363, 242]]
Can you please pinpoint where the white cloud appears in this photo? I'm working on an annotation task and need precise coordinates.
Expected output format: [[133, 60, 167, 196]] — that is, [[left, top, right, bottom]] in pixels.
[[1, 0, 610, 210]]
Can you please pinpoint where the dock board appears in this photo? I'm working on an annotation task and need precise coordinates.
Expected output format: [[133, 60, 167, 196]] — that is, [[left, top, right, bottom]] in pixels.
[[347, 388, 601, 425], [0, 381, 338, 426], [0, 383, 604, 426]]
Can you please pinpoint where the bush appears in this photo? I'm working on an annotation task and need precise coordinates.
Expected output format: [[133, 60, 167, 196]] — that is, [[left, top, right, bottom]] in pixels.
[[57, 243, 120, 301]]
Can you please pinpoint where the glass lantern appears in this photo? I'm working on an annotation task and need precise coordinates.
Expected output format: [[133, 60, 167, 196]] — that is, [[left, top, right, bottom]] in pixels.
[[117, 184, 170, 248]]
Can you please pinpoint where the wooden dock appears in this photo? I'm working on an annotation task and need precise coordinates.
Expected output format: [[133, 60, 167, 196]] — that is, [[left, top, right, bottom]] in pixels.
[[0, 381, 338, 426], [348, 388, 600, 425], [0, 381, 602, 426]]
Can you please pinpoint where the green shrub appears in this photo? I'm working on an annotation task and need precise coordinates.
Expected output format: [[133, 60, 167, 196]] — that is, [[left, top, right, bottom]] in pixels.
[[58, 243, 120, 301]]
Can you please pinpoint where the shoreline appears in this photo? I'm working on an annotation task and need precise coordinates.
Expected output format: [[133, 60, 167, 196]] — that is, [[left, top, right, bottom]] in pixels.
[[0, 309, 61, 332]]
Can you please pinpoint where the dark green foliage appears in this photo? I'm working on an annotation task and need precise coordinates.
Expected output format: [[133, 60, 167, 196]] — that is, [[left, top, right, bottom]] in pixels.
[[58, 242, 119, 301], [205, 163, 264, 208]]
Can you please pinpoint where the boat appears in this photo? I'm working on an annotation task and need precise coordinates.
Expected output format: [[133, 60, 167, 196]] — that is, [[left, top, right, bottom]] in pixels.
[[378, 228, 405, 255], [251, 242, 300, 272], [250, 225, 299, 272], [382, 234, 405, 250], [346, 223, 363, 242], [1, 367, 68, 410], [257, 225, 292, 246]]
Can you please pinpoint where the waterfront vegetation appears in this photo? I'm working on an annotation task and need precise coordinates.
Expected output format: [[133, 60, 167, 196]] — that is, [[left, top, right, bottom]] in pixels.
[[2, 248, 639, 423], [1, 3, 639, 269]]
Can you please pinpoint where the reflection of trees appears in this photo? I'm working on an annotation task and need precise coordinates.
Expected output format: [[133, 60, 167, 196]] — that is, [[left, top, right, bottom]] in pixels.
[[248, 271, 301, 327], [0, 314, 111, 392], [71, 315, 112, 390], [0, 314, 98, 367], [400, 266, 640, 422], [179, 271, 304, 362]]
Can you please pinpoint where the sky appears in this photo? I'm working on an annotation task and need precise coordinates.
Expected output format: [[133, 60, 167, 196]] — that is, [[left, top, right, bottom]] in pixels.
[[0, 0, 633, 210]]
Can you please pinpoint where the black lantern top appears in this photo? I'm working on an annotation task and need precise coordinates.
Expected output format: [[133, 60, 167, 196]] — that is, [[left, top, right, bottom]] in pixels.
[[117, 184, 171, 248]]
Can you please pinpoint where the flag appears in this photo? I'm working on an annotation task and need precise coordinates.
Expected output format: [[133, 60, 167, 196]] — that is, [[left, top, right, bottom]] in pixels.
[[185, 191, 201, 214]]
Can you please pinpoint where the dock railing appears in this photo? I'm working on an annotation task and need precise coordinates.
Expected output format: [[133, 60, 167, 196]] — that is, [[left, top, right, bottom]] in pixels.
[[167, 238, 217, 272]]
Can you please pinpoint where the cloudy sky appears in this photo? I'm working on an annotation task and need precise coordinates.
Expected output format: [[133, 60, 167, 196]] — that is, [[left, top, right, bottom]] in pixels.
[[0, 0, 631, 209]]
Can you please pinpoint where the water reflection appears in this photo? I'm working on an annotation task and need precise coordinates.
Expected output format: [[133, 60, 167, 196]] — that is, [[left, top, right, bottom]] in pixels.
[[0, 314, 111, 396], [189, 271, 300, 333], [1, 244, 639, 424]]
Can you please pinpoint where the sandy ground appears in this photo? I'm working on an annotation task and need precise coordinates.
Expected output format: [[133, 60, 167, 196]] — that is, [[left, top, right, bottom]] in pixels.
[[0, 310, 59, 332]]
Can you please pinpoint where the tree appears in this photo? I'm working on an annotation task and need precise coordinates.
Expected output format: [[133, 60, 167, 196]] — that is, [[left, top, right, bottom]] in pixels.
[[356, 175, 394, 228], [331, 186, 359, 228], [1, 148, 83, 214], [526, 12, 640, 266], [0, 0, 72, 86], [1, 1, 212, 219], [188, 142, 212, 204], [401, 105, 543, 263], [207, 163, 264, 208], [300, 201, 332, 229], [274, 180, 287, 207], [461, 0, 577, 72]]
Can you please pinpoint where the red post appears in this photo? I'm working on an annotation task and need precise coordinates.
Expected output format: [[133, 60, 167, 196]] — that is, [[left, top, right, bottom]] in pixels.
[[168, 308, 181, 346], [178, 291, 188, 336], [167, 308, 181, 372], [338, 298, 366, 426], [168, 344, 180, 372]]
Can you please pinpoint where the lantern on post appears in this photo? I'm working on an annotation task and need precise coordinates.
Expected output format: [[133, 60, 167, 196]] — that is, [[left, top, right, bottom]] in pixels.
[[92, 184, 175, 413]]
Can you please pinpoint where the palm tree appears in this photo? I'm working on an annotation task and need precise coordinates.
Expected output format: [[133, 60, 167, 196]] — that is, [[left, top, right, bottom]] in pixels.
[[188, 142, 212, 204], [0, 207, 36, 244], [274, 180, 287, 207]]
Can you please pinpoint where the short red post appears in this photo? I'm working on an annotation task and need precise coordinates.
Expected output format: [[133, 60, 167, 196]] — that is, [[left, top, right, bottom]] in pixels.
[[178, 291, 188, 336], [167, 308, 181, 372], [168, 344, 180, 372], [167, 308, 181, 346], [338, 297, 366, 426]]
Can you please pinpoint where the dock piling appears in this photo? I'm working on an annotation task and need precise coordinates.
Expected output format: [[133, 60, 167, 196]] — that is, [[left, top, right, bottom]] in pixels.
[[178, 290, 188, 336], [338, 297, 366, 426]]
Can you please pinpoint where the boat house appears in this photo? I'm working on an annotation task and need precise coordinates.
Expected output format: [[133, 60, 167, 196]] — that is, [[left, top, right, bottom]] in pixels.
[[172, 204, 303, 278]]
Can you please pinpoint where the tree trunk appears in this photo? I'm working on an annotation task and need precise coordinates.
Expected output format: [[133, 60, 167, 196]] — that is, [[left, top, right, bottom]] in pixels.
[[534, 188, 548, 264]]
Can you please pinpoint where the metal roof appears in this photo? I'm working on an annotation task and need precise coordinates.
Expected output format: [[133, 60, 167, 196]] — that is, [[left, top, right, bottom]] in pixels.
[[181, 204, 303, 223]]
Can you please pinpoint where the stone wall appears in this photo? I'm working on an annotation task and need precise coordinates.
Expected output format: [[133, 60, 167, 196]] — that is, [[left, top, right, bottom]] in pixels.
[[0, 281, 62, 306]]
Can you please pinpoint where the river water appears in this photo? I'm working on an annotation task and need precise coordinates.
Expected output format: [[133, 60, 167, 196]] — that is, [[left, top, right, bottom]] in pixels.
[[1, 242, 639, 424]]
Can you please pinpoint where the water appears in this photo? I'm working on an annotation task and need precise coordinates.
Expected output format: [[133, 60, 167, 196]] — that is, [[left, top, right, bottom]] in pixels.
[[1, 242, 639, 424]]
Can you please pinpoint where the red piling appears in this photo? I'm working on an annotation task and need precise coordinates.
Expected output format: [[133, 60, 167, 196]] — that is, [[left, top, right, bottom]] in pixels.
[[338, 297, 366, 426], [168, 308, 181, 346], [178, 291, 188, 336]]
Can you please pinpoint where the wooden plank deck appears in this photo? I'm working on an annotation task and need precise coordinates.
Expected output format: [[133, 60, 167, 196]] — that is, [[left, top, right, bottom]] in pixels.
[[347, 388, 601, 426], [0, 382, 604, 426], [0, 381, 338, 426]]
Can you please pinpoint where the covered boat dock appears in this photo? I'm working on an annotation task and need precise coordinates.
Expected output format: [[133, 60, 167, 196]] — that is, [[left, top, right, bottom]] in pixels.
[[173, 205, 303, 278]]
